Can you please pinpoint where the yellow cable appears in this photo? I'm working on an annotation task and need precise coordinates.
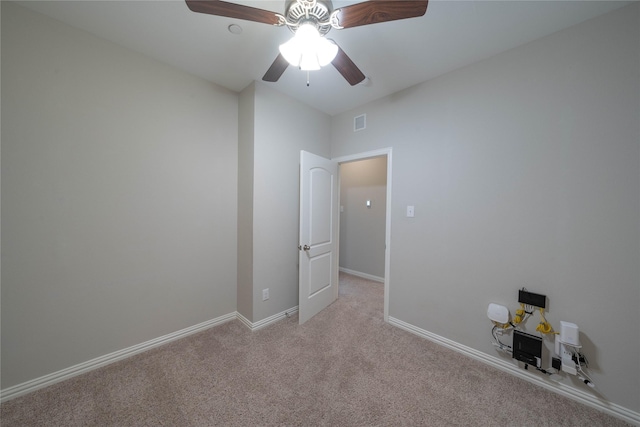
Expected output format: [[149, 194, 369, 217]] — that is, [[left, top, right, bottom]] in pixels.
[[536, 308, 554, 334], [514, 303, 525, 324]]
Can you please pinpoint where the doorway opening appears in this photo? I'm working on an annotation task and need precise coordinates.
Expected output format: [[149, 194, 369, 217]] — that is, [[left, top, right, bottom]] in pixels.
[[334, 148, 392, 321]]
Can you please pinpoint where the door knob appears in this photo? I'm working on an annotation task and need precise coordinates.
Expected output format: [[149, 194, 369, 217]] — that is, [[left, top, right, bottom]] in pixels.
[[298, 244, 310, 251]]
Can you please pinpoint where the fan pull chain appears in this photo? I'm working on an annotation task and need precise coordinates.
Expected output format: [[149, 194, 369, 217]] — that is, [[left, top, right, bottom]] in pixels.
[[307, 70, 310, 87]]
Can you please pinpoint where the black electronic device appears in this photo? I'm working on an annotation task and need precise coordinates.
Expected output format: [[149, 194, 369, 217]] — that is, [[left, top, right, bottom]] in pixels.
[[518, 289, 546, 309], [513, 330, 543, 368]]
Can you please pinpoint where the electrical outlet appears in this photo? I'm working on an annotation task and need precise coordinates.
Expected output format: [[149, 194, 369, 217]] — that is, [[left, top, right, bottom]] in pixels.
[[406, 206, 415, 217], [262, 288, 269, 301]]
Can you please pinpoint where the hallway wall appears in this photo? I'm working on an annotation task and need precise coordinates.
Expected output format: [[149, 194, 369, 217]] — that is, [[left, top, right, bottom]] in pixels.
[[339, 157, 387, 280]]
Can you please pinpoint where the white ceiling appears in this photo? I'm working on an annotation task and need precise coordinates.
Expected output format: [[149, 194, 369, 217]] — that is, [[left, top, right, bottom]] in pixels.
[[17, 0, 633, 115]]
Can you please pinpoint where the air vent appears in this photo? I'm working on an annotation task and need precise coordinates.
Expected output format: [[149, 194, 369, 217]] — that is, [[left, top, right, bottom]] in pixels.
[[354, 114, 366, 132]]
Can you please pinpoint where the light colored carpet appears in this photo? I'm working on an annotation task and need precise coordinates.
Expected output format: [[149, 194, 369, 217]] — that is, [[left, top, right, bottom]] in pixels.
[[1, 273, 630, 426]]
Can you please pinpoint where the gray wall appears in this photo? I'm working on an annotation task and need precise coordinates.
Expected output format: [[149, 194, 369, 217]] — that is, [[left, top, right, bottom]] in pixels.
[[339, 157, 387, 279], [237, 82, 331, 323], [331, 3, 640, 413], [1, 3, 238, 388], [237, 84, 255, 320]]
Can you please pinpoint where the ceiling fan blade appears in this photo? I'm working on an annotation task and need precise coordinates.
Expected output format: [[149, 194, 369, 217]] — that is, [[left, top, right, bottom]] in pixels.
[[333, 0, 428, 29], [185, 0, 281, 25], [332, 46, 366, 86], [262, 53, 289, 82]]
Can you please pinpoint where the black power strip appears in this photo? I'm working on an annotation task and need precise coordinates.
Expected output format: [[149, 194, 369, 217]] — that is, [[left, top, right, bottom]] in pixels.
[[518, 289, 546, 309]]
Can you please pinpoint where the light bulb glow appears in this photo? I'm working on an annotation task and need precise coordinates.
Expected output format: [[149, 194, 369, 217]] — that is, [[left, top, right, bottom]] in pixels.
[[296, 23, 320, 43], [316, 38, 338, 67], [278, 23, 338, 71]]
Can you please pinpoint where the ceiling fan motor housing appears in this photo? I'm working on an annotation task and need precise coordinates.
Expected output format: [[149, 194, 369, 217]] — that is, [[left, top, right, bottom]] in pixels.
[[285, 0, 334, 35]]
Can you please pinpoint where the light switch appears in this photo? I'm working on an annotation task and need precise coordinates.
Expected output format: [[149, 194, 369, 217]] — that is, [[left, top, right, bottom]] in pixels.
[[406, 205, 415, 217], [366, 200, 371, 208]]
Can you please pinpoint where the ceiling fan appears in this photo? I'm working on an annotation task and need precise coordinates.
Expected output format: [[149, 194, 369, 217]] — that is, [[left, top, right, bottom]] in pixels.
[[185, 0, 429, 85]]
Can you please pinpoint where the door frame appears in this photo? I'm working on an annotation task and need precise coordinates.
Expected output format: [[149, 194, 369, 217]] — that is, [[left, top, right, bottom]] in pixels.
[[333, 148, 392, 322]]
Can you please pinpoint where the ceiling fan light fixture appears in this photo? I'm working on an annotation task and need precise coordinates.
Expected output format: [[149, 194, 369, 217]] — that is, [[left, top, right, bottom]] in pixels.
[[279, 36, 303, 67], [187, 0, 429, 85], [299, 53, 321, 71], [279, 22, 337, 71], [316, 37, 338, 66]]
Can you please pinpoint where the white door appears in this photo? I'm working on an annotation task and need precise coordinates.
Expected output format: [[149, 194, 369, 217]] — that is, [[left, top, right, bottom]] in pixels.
[[298, 150, 339, 324]]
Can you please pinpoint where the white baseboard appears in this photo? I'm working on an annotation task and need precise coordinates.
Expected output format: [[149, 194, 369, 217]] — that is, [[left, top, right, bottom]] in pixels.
[[0, 312, 237, 403], [8, 309, 635, 425], [1, 305, 300, 403], [237, 306, 299, 331], [388, 316, 640, 426], [339, 267, 384, 283]]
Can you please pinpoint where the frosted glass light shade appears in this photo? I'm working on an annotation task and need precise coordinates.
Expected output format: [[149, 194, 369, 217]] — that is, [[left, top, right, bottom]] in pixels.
[[279, 23, 338, 71], [316, 37, 338, 66]]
